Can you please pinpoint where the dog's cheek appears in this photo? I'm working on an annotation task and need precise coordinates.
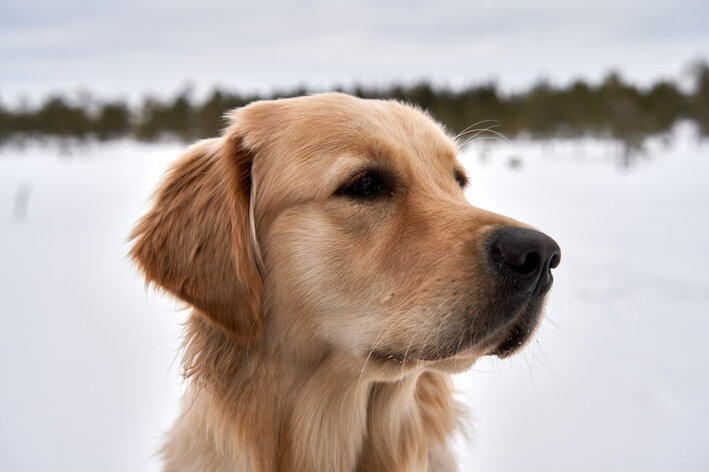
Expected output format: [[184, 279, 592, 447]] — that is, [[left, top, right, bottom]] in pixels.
[[259, 207, 386, 349]]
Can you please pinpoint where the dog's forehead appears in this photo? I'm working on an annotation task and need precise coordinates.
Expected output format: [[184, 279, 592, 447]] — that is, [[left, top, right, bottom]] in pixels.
[[236, 93, 459, 203]]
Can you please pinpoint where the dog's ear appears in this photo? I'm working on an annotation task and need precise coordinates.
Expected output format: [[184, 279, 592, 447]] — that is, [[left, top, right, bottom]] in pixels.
[[130, 133, 263, 342]]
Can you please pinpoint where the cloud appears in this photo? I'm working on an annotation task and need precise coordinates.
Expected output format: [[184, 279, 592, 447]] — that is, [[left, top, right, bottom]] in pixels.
[[1, 0, 707, 101]]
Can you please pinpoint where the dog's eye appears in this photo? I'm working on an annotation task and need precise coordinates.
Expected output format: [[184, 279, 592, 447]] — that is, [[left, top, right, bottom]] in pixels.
[[454, 170, 468, 188], [346, 172, 383, 196], [337, 171, 394, 199]]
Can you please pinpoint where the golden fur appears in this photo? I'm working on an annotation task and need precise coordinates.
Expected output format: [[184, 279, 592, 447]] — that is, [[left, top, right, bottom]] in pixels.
[[131, 93, 549, 471]]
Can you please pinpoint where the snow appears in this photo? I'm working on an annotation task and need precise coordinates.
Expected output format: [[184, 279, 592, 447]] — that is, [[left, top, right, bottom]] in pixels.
[[455, 127, 709, 471], [0, 140, 185, 472], [1, 127, 707, 471]]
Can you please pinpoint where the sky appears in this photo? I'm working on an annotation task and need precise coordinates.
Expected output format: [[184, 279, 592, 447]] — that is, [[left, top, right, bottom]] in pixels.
[[1, 0, 708, 104]]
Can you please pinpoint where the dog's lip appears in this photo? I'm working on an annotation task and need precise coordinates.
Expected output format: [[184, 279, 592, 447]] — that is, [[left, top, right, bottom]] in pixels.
[[487, 327, 532, 358], [485, 295, 545, 358], [369, 290, 548, 363]]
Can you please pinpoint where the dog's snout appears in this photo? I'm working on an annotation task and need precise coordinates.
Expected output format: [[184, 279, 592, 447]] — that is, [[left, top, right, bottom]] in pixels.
[[489, 227, 561, 295]]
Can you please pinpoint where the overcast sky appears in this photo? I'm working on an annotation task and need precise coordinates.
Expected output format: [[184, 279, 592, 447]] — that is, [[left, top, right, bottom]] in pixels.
[[1, 0, 707, 103]]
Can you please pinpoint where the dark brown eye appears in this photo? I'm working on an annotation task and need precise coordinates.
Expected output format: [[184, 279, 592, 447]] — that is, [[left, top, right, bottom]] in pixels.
[[345, 172, 383, 197], [454, 170, 468, 188]]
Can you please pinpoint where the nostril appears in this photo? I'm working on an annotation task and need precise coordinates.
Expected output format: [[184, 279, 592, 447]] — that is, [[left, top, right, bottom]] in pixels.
[[499, 249, 541, 275], [489, 226, 561, 294], [549, 252, 561, 269]]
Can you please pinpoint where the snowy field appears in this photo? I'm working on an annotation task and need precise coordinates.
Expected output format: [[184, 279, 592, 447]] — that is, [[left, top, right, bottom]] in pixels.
[[1, 126, 707, 471]]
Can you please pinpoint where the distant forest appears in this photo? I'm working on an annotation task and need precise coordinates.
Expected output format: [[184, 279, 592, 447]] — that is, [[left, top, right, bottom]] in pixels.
[[1, 61, 708, 153]]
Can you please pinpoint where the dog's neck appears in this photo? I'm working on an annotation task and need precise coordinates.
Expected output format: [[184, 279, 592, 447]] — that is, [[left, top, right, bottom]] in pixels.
[[162, 314, 458, 472]]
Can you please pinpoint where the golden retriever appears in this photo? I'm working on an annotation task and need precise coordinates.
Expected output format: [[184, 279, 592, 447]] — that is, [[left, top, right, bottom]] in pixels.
[[130, 93, 560, 471]]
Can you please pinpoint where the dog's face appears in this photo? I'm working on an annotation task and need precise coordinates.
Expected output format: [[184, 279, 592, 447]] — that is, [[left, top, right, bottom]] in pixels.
[[131, 93, 560, 377], [240, 94, 560, 371]]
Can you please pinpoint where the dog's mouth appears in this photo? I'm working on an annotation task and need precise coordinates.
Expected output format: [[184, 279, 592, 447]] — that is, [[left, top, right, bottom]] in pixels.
[[370, 292, 546, 363], [486, 296, 545, 358]]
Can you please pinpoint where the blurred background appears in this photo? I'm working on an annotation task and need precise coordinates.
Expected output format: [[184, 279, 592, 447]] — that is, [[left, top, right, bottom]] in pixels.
[[1, 1, 708, 471]]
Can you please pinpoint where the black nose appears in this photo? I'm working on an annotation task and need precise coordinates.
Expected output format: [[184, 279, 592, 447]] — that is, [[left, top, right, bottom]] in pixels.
[[489, 227, 561, 295]]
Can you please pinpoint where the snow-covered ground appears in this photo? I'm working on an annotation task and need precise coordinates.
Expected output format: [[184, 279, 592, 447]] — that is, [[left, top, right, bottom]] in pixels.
[[1, 127, 707, 471]]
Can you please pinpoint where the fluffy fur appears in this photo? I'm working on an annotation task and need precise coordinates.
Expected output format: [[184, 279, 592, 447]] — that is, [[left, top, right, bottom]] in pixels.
[[131, 93, 552, 471]]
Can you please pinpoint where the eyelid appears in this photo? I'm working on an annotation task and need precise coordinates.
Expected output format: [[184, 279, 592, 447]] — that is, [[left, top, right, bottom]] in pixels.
[[454, 169, 469, 187], [343, 169, 372, 189], [334, 166, 399, 197]]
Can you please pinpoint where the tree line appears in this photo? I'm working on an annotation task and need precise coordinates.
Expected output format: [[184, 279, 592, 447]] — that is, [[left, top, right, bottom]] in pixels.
[[1, 61, 707, 150]]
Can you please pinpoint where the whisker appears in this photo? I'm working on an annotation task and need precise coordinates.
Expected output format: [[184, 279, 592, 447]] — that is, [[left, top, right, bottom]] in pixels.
[[400, 336, 415, 377], [454, 120, 502, 139], [456, 124, 502, 139], [459, 135, 510, 149], [455, 126, 503, 145], [459, 127, 510, 144], [356, 322, 392, 398], [543, 314, 575, 342], [529, 338, 559, 375]]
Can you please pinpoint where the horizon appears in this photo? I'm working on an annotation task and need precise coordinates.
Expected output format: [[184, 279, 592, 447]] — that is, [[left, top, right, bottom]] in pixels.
[[2, 56, 706, 110]]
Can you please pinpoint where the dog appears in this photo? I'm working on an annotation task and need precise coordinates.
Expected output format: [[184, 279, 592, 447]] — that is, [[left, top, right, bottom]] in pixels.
[[130, 93, 560, 471]]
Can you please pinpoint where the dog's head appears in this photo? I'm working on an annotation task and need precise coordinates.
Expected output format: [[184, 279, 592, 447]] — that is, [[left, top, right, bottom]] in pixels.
[[131, 93, 560, 375]]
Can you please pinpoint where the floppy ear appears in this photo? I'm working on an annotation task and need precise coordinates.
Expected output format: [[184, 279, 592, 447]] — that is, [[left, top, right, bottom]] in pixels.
[[130, 134, 263, 342]]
